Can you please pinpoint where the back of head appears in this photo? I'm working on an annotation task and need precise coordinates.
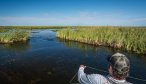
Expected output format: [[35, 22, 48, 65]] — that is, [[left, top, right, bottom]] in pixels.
[[107, 53, 130, 79]]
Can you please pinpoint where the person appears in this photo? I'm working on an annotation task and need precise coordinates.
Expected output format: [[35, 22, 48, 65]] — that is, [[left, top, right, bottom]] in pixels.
[[78, 52, 132, 84]]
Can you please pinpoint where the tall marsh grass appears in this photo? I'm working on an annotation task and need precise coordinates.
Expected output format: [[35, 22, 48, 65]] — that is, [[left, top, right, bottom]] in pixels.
[[57, 27, 146, 54], [0, 29, 30, 43]]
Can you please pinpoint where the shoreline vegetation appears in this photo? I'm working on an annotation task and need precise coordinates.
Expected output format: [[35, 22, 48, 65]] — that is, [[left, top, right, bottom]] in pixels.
[[0, 26, 70, 29], [57, 26, 146, 54], [0, 26, 146, 54], [1, 26, 146, 29], [0, 29, 30, 43]]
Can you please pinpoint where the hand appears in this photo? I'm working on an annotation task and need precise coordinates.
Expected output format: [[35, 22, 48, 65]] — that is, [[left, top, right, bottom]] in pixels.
[[80, 64, 86, 68]]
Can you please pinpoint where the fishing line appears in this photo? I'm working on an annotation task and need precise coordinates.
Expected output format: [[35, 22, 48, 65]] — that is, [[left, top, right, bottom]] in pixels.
[[70, 71, 78, 84], [70, 65, 146, 84], [86, 66, 108, 73]]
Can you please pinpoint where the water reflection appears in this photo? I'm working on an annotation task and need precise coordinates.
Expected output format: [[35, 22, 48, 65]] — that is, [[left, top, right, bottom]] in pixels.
[[0, 42, 30, 52], [58, 38, 96, 51], [57, 38, 129, 54]]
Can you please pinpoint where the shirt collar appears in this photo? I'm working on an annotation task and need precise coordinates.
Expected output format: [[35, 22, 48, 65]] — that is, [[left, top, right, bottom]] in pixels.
[[107, 74, 126, 83]]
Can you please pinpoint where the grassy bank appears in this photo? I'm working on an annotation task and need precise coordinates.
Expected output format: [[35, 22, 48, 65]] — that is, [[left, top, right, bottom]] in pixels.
[[0, 29, 30, 43], [57, 27, 146, 54], [0, 26, 70, 29]]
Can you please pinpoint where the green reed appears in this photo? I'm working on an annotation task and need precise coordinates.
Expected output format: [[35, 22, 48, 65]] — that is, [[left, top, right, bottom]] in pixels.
[[0, 29, 30, 43], [57, 27, 146, 54]]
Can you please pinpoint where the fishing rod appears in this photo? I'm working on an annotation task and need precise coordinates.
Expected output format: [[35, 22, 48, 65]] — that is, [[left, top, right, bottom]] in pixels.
[[70, 65, 146, 84]]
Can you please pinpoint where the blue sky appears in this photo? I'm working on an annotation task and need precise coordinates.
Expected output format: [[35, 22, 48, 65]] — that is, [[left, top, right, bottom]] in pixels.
[[0, 0, 146, 26]]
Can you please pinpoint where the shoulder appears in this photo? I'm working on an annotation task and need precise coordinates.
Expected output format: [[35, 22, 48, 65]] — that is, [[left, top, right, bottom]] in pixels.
[[86, 74, 109, 84], [88, 74, 109, 83]]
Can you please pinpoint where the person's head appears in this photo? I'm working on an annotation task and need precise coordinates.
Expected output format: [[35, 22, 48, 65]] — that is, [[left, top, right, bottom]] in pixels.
[[107, 53, 130, 80]]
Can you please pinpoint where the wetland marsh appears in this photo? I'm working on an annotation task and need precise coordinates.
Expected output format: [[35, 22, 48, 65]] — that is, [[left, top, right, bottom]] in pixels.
[[0, 28, 146, 84]]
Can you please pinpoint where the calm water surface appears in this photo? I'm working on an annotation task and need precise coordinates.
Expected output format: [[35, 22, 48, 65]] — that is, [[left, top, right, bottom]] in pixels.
[[0, 29, 146, 84]]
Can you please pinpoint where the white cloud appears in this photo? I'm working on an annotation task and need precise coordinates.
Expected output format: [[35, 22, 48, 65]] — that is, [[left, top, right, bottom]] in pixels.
[[0, 12, 146, 26], [129, 18, 146, 22]]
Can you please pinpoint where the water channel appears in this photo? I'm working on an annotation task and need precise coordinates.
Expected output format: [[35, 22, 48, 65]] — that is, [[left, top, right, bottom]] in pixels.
[[0, 29, 146, 84]]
